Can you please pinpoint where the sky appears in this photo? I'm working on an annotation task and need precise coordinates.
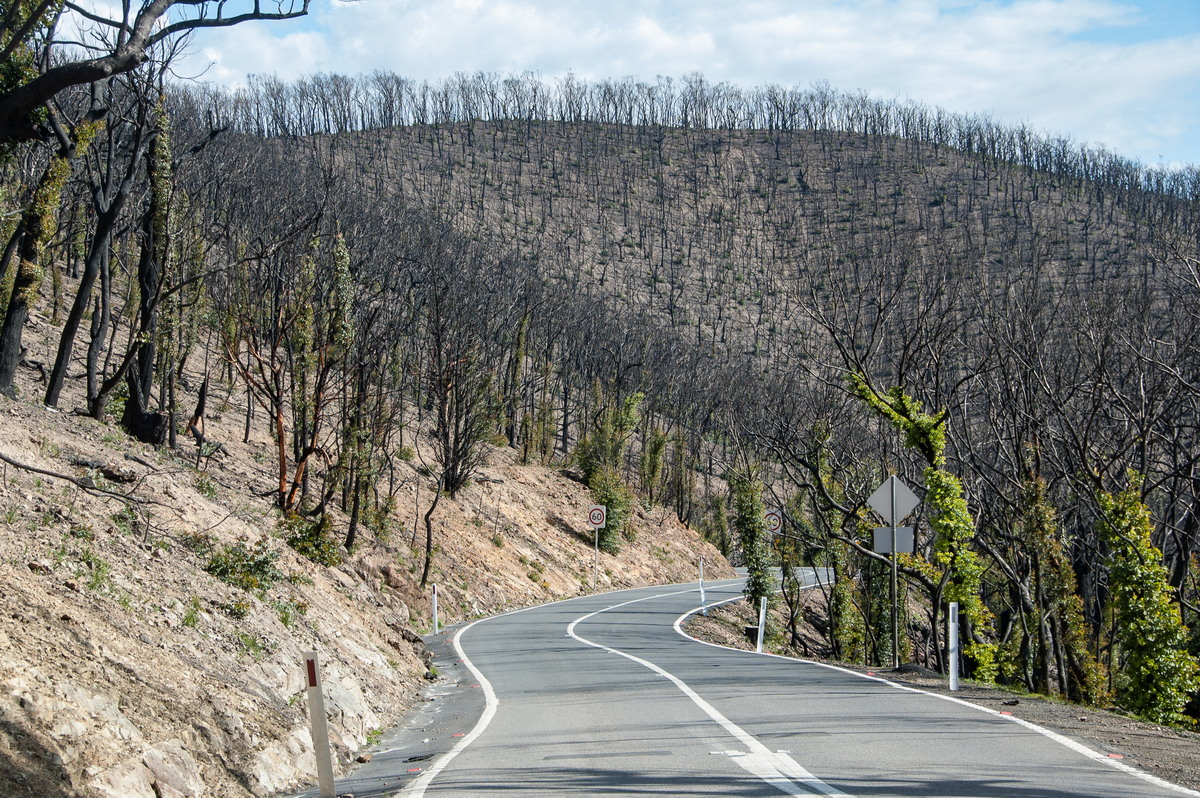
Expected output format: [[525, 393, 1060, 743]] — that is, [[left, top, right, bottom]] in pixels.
[[173, 0, 1200, 169]]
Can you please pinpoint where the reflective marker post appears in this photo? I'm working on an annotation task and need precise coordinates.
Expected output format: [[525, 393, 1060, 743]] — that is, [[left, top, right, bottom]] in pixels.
[[755, 596, 767, 653], [432, 583, 439, 636], [948, 602, 960, 692], [302, 651, 336, 798]]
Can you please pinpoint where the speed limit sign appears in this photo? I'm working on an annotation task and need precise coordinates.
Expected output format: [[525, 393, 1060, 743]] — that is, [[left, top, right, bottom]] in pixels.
[[588, 505, 607, 529], [764, 508, 783, 535]]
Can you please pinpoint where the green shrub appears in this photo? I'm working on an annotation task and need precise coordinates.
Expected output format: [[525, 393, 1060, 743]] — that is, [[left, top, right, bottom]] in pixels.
[[281, 512, 343, 567], [193, 473, 217, 499], [1099, 474, 1200, 727], [237, 631, 271, 659], [180, 531, 215, 555], [182, 596, 201, 628], [363, 496, 396, 542], [78, 547, 111, 592], [588, 465, 632, 554], [271, 597, 308, 627], [219, 597, 252, 619], [204, 538, 282, 593], [110, 506, 137, 536]]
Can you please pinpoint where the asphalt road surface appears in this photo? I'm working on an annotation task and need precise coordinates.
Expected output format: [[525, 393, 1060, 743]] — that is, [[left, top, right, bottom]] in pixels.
[[300, 578, 1200, 797]]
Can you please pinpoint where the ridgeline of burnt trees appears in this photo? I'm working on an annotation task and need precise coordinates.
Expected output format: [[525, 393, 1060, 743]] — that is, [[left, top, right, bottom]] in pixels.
[[5, 64, 1200, 725]]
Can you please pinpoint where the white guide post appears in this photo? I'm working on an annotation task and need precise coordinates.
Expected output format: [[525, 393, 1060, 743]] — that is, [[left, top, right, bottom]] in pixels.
[[302, 651, 336, 798], [432, 583, 439, 635], [948, 602, 960, 692], [699, 556, 707, 616], [755, 596, 767, 653]]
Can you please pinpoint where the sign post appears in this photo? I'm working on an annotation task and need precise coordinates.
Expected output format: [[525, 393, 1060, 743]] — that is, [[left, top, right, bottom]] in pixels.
[[302, 651, 336, 798], [588, 505, 607, 591], [868, 475, 920, 668]]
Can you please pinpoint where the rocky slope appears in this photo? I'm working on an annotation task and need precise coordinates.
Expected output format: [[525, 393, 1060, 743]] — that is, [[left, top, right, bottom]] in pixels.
[[0, 318, 732, 798]]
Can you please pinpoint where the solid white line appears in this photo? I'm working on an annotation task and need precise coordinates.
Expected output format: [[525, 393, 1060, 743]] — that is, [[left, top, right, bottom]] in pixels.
[[568, 591, 853, 797], [673, 599, 1200, 798], [395, 617, 498, 797]]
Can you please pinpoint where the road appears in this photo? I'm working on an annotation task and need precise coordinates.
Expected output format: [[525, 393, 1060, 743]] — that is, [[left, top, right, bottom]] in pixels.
[[301, 578, 1200, 797]]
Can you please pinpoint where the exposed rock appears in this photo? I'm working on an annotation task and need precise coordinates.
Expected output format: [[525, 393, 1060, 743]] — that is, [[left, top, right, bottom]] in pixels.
[[143, 739, 204, 798], [90, 757, 156, 798]]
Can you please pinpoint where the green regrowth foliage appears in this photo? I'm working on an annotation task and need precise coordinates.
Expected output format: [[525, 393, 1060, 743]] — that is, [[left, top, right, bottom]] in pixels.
[[11, 152, 66, 301], [1022, 475, 1109, 705], [588, 465, 632, 554], [1098, 474, 1200, 727], [203, 538, 283, 594], [575, 387, 643, 484], [848, 374, 946, 466], [149, 101, 172, 250], [850, 373, 997, 681], [924, 467, 997, 681], [292, 245, 317, 421], [281, 511, 344, 567], [729, 464, 776, 605], [575, 388, 642, 553], [829, 537, 867, 662], [638, 426, 668, 500], [15, 117, 98, 306], [330, 234, 355, 353]]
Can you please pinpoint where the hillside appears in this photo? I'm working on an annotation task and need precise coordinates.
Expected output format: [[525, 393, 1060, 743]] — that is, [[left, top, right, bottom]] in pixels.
[[3, 71, 1200, 791], [0, 307, 732, 798], [317, 112, 1188, 365]]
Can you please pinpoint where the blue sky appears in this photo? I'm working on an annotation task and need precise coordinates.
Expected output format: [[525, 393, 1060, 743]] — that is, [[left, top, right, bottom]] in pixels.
[[174, 0, 1200, 168]]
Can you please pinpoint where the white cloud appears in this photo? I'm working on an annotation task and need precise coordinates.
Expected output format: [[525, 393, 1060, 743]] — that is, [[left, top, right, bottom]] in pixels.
[[177, 25, 331, 85], [171, 0, 1200, 166]]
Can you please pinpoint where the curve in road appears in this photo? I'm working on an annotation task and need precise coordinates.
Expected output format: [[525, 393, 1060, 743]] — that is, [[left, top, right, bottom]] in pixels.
[[391, 579, 1199, 797]]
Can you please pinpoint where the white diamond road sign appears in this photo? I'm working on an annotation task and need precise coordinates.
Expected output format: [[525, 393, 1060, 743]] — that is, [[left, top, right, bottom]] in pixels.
[[868, 476, 919, 525]]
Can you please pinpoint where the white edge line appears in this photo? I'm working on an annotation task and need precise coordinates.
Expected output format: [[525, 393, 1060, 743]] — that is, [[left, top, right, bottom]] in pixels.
[[396, 617, 497, 797], [672, 598, 1200, 798]]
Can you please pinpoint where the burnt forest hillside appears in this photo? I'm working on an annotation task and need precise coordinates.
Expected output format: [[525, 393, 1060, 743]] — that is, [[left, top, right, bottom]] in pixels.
[[183, 72, 1200, 712], [3, 69, 1200, 798]]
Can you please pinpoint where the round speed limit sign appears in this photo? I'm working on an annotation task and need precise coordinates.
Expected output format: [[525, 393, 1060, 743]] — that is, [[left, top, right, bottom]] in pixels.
[[764, 509, 783, 535], [588, 505, 607, 529]]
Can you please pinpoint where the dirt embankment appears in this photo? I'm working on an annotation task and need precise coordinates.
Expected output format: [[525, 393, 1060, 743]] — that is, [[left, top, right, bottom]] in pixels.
[[0, 320, 731, 798]]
